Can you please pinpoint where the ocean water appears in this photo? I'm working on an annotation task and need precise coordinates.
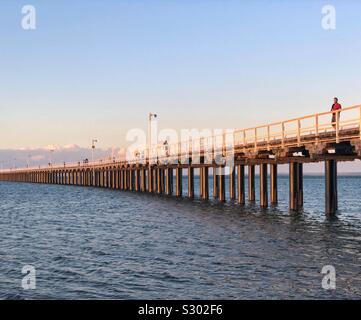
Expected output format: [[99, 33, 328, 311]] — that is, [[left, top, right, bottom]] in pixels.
[[0, 176, 360, 299]]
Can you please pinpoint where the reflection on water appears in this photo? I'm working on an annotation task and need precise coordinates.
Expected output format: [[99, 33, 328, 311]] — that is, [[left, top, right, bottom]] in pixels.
[[0, 176, 360, 299]]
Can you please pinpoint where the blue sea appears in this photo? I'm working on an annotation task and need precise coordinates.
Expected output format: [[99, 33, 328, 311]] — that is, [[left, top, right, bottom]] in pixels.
[[0, 176, 360, 299]]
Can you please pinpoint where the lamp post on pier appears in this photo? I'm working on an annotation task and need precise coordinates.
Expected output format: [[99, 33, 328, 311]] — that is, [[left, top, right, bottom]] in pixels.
[[92, 139, 98, 186], [148, 113, 157, 191]]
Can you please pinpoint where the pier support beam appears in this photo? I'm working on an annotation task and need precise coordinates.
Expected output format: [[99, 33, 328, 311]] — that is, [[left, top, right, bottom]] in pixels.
[[298, 163, 303, 208], [188, 166, 194, 198], [148, 167, 153, 192], [270, 164, 278, 205], [129, 168, 134, 191], [135, 169, 140, 191], [141, 168, 146, 192], [248, 165, 255, 202], [213, 167, 218, 199], [200, 167, 209, 200], [156, 168, 162, 194], [236, 164, 245, 205], [260, 163, 268, 208], [289, 162, 303, 211], [120, 169, 124, 190], [325, 160, 338, 215], [229, 166, 235, 200], [165, 168, 173, 195], [153, 168, 157, 193], [218, 167, 225, 202], [176, 167, 183, 197], [160, 168, 165, 194]]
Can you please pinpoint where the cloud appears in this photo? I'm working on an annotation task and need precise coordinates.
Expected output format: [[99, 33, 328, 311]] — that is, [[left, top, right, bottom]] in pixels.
[[0, 145, 121, 169]]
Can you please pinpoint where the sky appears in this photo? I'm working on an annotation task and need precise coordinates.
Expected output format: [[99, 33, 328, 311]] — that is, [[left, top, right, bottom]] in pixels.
[[0, 0, 361, 171]]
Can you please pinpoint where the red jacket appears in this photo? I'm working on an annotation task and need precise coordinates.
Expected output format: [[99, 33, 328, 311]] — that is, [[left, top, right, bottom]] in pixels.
[[332, 103, 342, 111]]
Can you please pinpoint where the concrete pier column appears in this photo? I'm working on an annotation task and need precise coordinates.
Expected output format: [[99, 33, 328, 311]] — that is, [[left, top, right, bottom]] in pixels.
[[218, 167, 225, 202], [121, 169, 125, 189], [165, 168, 170, 195], [298, 163, 303, 208], [128, 168, 132, 190], [120, 169, 124, 190], [202, 167, 209, 200], [148, 167, 153, 192], [270, 164, 278, 205], [141, 168, 146, 192], [335, 163, 338, 210], [134, 169, 139, 191], [153, 168, 157, 193], [289, 162, 301, 211], [176, 167, 183, 197], [160, 169, 165, 194], [213, 167, 218, 199], [237, 164, 245, 205], [165, 168, 173, 195], [115, 168, 119, 189], [200, 168, 203, 198], [113, 169, 116, 189], [169, 168, 173, 195], [325, 160, 338, 215], [130, 168, 135, 191], [156, 168, 161, 194], [188, 166, 194, 198], [248, 165, 255, 202], [103, 170, 107, 188], [111, 169, 115, 189], [105, 170, 109, 188], [260, 163, 268, 208], [229, 166, 235, 200], [102, 170, 106, 187], [125, 168, 129, 190]]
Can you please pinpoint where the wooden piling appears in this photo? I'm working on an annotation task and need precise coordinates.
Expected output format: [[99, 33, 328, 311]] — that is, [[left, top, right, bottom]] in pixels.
[[248, 165, 255, 202], [270, 164, 278, 205], [218, 167, 225, 202], [176, 167, 183, 197], [260, 163, 268, 208], [325, 160, 338, 215], [289, 162, 302, 211], [236, 164, 245, 205], [229, 166, 235, 200], [188, 166, 194, 198]]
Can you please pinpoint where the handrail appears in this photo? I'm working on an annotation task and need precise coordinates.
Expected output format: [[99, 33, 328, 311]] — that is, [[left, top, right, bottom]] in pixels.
[[1, 104, 361, 173]]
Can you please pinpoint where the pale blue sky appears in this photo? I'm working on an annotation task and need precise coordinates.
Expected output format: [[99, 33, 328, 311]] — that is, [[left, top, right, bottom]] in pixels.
[[1, 0, 361, 152]]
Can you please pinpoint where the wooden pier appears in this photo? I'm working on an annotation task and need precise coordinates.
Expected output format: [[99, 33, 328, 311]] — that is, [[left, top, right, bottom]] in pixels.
[[1, 105, 361, 215]]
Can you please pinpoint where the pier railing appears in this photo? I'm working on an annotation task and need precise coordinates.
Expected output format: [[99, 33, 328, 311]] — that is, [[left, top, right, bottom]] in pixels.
[[1, 104, 361, 172]]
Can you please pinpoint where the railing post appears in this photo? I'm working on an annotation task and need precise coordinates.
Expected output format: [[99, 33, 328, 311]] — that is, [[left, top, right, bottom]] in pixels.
[[297, 119, 301, 146], [281, 122, 285, 148], [336, 110, 340, 144], [267, 125, 270, 151], [254, 128, 258, 152], [243, 130, 246, 153]]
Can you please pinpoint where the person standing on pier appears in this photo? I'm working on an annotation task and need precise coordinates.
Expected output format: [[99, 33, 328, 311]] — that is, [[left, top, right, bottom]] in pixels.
[[331, 97, 342, 129]]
